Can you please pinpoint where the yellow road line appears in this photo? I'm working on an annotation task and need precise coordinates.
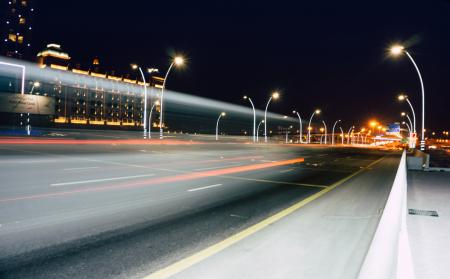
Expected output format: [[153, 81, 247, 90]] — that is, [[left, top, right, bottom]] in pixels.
[[219, 175, 327, 188], [143, 156, 385, 279]]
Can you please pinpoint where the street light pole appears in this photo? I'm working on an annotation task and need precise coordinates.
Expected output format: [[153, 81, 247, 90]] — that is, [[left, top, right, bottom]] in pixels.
[[216, 112, 226, 141], [307, 109, 321, 144], [148, 101, 160, 139], [347, 126, 354, 145], [339, 126, 344, 145], [159, 56, 184, 140], [244, 95, 256, 142], [256, 120, 264, 142], [332, 119, 341, 146], [131, 65, 148, 138], [293, 110, 303, 143], [264, 92, 279, 143], [322, 120, 327, 144], [390, 45, 426, 150]]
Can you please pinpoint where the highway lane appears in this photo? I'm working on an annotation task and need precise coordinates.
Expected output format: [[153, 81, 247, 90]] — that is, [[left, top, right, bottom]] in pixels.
[[0, 136, 392, 278]]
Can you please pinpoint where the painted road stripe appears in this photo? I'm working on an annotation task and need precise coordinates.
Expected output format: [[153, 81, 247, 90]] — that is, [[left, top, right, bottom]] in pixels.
[[188, 184, 223, 192], [142, 156, 385, 279], [63, 166, 99, 171], [220, 176, 326, 188], [51, 174, 155, 187], [280, 168, 295, 173], [194, 164, 243, 171]]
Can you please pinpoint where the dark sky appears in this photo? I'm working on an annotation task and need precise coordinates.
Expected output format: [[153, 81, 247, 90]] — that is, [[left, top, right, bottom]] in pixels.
[[32, 0, 450, 132]]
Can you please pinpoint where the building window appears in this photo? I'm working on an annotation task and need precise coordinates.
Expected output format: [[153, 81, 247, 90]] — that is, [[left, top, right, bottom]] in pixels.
[[19, 17, 26, 24], [8, 34, 16, 42], [21, 0, 27, 6], [17, 36, 24, 44]]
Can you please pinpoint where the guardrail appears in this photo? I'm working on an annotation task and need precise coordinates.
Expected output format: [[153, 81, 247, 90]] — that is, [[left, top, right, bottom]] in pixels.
[[358, 150, 415, 279]]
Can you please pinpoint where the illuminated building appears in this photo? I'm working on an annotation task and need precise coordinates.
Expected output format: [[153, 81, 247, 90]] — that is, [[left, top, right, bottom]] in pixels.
[[32, 44, 164, 129], [1, 0, 34, 59]]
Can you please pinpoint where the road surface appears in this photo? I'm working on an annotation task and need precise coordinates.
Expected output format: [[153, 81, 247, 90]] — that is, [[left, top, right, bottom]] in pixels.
[[0, 131, 400, 278]]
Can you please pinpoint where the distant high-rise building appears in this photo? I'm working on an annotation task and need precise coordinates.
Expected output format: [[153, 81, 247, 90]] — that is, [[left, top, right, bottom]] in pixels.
[[1, 0, 34, 59]]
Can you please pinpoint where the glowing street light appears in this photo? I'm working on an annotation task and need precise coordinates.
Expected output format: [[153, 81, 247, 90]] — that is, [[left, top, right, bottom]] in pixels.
[[264, 91, 280, 143], [292, 110, 304, 143], [390, 44, 426, 150], [243, 95, 256, 142], [159, 56, 184, 139], [131, 64, 149, 138], [216, 112, 226, 141], [148, 100, 160, 139], [307, 109, 321, 144], [331, 119, 341, 146], [29, 81, 40, 94]]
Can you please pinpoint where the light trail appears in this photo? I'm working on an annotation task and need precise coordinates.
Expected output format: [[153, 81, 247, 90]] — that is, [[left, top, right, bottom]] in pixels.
[[0, 138, 201, 145], [0, 56, 298, 123], [0, 157, 304, 203]]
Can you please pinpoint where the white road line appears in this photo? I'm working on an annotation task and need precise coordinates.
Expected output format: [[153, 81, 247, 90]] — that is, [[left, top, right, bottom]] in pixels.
[[188, 184, 223, 192], [63, 166, 99, 171], [194, 164, 243, 171], [50, 174, 155, 187], [280, 168, 295, 173]]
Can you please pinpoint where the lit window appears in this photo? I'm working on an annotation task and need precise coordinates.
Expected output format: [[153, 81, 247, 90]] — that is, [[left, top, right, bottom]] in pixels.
[[17, 36, 24, 44], [19, 18, 26, 24], [21, 1, 27, 6], [8, 34, 16, 42]]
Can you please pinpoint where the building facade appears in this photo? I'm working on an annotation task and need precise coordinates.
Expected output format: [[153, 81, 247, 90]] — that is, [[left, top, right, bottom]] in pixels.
[[1, 0, 34, 59], [31, 44, 164, 129]]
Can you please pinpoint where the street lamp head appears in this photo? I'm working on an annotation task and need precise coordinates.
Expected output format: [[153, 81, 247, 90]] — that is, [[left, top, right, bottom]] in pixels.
[[272, 92, 280, 99], [402, 121, 406, 125], [174, 56, 184, 66], [283, 115, 288, 119], [154, 100, 160, 105], [401, 112, 406, 116], [221, 112, 226, 116], [320, 128, 325, 132], [390, 45, 405, 56], [33, 81, 40, 87], [243, 95, 248, 100], [261, 120, 265, 123], [398, 94, 407, 101], [315, 109, 321, 114], [131, 64, 139, 70], [292, 110, 296, 114], [148, 68, 159, 73]]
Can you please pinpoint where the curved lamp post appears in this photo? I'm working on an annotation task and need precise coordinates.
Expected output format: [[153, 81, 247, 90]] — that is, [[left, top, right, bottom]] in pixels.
[[307, 109, 321, 144], [216, 112, 226, 141], [322, 121, 327, 144], [339, 126, 344, 145], [264, 92, 280, 143], [256, 120, 264, 142], [159, 56, 184, 139], [332, 119, 341, 146], [131, 64, 148, 138], [390, 45, 425, 150], [148, 100, 160, 139], [292, 110, 303, 143], [243, 95, 256, 142], [347, 126, 354, 145], [398, 94, 417, 148]]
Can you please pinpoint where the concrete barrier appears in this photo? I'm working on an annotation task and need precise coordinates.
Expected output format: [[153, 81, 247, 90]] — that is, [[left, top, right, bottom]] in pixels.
[[358, 150, 415, 279], [407, 149, 429, 170]]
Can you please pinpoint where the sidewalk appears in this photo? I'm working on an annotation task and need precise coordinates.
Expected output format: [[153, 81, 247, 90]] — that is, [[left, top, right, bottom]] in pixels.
[[154, 156, 400, 279], [407, 170, 450, 279]]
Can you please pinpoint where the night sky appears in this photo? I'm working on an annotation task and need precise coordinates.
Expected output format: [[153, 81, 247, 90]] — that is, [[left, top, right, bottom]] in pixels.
[[32, 0, 449, 132]]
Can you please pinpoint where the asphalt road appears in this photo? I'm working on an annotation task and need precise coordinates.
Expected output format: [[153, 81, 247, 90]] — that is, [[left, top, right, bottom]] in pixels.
[[0, 130, 399, 278]]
